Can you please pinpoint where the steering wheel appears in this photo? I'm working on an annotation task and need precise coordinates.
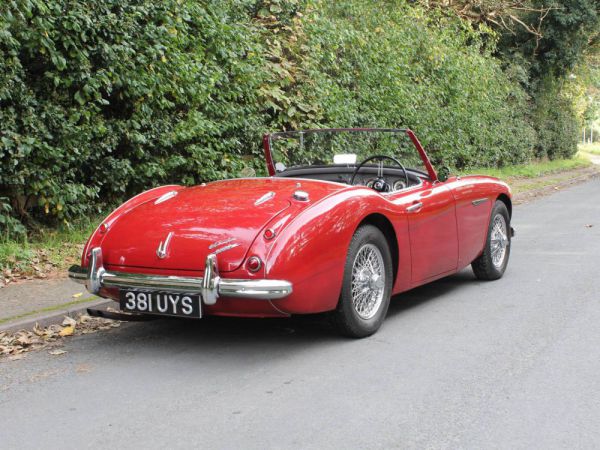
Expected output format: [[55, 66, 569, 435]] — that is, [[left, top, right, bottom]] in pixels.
[[350, 155, 409, 192]]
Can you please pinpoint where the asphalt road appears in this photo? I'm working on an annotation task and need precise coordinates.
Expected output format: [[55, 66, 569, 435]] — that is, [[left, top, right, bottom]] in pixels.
[[2, 176, 600, 449]]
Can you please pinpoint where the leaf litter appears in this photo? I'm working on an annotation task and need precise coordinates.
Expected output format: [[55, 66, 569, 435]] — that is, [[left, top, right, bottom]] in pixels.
[[0, 313, 121, 361]]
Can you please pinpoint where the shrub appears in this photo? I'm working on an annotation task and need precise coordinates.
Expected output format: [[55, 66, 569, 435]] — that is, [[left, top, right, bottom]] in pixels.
[[1, 0, 538, 232], [0, 0, 267, 228], [533, 77, 580, 159], [289, 1, 537, 168]]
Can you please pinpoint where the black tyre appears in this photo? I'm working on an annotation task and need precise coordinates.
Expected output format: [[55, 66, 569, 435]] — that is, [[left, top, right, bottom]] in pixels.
[[332, 225, 393, 338], [471, 200, 511, 280]]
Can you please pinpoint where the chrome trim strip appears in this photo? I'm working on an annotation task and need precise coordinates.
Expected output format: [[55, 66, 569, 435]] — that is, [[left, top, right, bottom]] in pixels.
[[406, 202, 423, 212], [208, 237, 236, 250], [213, 243, 240, 255], [472, 198, 488, 206], [254, 191, 275, 206], [68, 248, 293, 303], [154, 190, 178, 204]]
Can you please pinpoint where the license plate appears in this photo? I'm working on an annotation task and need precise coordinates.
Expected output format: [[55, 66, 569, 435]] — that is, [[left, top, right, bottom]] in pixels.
[[119, 290, 202, 318]]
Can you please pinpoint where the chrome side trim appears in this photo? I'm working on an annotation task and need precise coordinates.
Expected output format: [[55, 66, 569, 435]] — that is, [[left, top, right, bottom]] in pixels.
[[472, 198, 488, 206], [254, 191, 275, 206], [213, 243, 240, 255], [154, 190, 178, 204], [68, 248, 293, 303], [406, 202, 423, 213], [208, 237, 236, 249]]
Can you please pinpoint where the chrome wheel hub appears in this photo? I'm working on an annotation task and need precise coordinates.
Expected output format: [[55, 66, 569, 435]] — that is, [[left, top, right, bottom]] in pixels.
[[490, 214, 509, 268], [351, 244, 385, 320]]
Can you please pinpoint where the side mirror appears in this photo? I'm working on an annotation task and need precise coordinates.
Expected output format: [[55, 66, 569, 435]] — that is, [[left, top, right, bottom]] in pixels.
[[437, 166, 451, 182]]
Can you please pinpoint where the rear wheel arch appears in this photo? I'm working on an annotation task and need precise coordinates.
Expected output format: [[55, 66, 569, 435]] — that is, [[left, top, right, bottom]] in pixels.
[[357, 213, 399, 284]]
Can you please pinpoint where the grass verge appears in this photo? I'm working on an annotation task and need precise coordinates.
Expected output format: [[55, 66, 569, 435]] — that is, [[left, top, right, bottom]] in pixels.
[[0, 295, 97, 325], [0, 215, 103, 282], [578, 143, 600, 155], [460, 156, 591, 179]]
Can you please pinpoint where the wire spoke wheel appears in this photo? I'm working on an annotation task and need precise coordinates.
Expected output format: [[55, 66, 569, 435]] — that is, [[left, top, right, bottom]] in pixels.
[[490, 214, 508, 268], [350, 243, 385, 320], [333, 224, 392, 338], [471, 200, 511, 281]]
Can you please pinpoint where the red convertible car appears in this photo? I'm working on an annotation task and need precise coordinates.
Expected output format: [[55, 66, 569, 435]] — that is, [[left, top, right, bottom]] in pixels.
[[69, 128, 513, 337]]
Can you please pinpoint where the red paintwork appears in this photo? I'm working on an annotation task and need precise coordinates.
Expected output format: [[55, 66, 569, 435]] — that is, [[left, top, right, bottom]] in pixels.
[[81, 185, 184, 268], [81, 129, 512, 318]]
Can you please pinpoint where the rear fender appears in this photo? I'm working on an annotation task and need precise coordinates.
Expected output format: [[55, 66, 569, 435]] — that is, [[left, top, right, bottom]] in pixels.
[[265, 189, 409, 314]]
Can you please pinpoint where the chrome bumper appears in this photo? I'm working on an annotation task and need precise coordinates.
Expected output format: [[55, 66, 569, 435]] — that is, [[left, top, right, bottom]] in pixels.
[[68, 247, 292, 305]]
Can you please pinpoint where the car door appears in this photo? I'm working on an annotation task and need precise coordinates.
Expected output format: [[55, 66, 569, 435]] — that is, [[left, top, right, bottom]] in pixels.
[[390, 180, 458, 283], [444, 176, 493, 268]]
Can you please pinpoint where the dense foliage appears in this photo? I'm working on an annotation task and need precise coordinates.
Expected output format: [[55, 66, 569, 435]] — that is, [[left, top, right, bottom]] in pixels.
[[0, 0, 592, 234], [415, 0, 600, 160], [498, 0, 599, 159], [0, 0, 267, 234]]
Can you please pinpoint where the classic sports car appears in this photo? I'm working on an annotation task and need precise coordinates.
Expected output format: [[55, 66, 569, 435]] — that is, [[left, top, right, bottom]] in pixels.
[[69, 128, 513, 337]]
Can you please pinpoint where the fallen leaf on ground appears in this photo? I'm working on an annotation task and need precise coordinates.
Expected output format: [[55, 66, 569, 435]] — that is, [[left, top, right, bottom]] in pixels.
[[62, 316, 77, 327], [32, 323, 44, 337], [79, 314, 91, 323], [72, 292, 83, 298], [49, 349, 67, 356], [59, 326, 74, 337], [16, 334, 33, 346], [1, 313, 121, 360]]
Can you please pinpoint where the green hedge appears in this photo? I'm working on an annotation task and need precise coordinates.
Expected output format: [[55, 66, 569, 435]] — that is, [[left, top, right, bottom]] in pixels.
[[294, 2, 537, 167], [533, 77, 580, 160], [1, 0, 539, 235]]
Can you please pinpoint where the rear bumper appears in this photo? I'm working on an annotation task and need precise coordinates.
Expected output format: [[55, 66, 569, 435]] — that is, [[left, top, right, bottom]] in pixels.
[[69, 247, 293, 305]]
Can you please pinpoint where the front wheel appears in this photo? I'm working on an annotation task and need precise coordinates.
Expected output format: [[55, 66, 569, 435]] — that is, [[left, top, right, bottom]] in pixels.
[[471, 200, 511, 280], [332, 225, 393, 338]]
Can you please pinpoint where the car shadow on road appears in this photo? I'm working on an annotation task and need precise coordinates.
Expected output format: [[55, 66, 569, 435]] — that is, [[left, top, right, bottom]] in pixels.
[[80, 269, 477, 359], [386, 268, 475, 318]]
